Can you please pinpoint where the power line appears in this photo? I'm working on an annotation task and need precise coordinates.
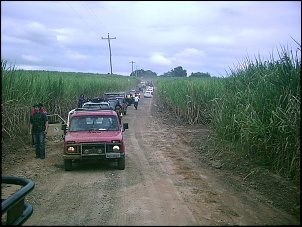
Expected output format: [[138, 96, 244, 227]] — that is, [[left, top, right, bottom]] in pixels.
[[102, 33, 116, 75], [82, 1, 104, 30], [65, 1, 100, 38]]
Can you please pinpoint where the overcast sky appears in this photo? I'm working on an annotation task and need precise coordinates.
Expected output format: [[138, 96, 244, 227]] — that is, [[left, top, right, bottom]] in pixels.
[[1, 1, 301, 77]]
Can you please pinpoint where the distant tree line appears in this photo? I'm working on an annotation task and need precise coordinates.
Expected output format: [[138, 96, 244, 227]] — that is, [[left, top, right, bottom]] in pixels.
[[190, 72, 211, 77], [130, 69, 157, 78], [131, 66, 211, 78]]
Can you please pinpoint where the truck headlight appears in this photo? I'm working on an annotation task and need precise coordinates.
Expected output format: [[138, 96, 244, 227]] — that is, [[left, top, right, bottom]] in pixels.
[[113, 145, 120, 151], [68, 146, 75, 152]]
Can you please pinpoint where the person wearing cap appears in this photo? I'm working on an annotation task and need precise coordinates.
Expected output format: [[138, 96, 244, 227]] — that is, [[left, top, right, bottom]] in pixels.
[[30, 102, 47, 146], [31, 102, 47, 114], [30, 103, 49, 159]]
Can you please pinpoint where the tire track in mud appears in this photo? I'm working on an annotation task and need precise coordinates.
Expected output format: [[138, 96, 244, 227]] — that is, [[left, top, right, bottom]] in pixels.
[[123, 97, 198, 225]]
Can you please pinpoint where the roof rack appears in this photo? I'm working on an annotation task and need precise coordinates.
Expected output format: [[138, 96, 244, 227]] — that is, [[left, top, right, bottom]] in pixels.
[[86, 97, 107, 103], [74, 107, 112, 111]]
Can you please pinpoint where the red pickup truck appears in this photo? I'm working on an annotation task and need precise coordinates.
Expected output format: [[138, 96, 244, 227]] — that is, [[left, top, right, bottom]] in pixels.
[[62, 109, 128, 171]]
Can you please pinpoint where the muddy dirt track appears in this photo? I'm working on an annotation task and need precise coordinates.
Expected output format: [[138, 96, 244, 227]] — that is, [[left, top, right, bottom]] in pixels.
[[1, 89, 300, 226]]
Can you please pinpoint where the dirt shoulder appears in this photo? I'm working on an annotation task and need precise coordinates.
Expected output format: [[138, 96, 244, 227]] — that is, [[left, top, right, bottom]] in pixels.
[[1, 89, 300, 225], [152, 94, 300, 222]]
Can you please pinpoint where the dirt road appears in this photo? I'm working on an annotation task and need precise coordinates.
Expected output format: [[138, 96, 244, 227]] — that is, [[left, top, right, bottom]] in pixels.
[[1, 89, 300, 225]]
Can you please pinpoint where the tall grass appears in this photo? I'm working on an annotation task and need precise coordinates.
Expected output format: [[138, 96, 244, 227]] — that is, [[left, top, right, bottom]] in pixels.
[[1, 59, 140, 147], [155, 45, 300, 183], [157, 77, 225, 124]]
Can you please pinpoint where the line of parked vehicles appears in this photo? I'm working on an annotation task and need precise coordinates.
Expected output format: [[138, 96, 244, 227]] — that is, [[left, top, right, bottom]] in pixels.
[[56, 87, 153, 172], [44, 84, 155, 173], [68, 89, 138, 127], [69, 85, 154, 126]]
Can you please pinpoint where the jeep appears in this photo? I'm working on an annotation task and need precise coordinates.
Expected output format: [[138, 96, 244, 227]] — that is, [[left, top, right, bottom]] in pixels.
[[104, 91, 126, 100], [106, 96, 128, 115], [62, 109, 128, 171], [125, 90, 136, 105]]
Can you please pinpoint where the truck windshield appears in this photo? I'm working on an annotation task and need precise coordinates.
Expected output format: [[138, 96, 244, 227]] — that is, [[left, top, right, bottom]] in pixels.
[[69, 116, 118, 132]]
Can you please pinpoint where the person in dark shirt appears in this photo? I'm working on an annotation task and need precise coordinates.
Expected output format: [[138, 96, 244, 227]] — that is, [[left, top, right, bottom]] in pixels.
[[78, 94, 86, 108], [30, 103, 49, 159], [115, 103, 123, 124], [30, 102, 47, 146]]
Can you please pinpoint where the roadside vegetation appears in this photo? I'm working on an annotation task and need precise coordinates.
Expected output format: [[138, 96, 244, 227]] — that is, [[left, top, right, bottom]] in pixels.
[[156, 45, 300, 184], [1, 44, 300, 184], [1, 62, 139, 149]]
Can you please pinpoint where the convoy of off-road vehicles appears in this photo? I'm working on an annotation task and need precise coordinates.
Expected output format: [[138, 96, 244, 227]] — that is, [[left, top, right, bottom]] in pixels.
[[47, 83, 153, 172]]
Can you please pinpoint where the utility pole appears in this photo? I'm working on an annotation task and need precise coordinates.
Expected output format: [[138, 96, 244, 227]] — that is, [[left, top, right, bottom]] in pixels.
[[102, 33, 116, 75], [129, 61, 135, 75]]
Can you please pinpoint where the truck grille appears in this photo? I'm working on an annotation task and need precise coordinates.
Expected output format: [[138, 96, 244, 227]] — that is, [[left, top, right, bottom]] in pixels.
[[81, 142, 120, 156]]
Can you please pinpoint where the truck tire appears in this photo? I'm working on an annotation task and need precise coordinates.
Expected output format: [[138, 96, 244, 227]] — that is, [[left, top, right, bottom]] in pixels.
[[117, 157, 125, 170], [64, 160, 72, 171]]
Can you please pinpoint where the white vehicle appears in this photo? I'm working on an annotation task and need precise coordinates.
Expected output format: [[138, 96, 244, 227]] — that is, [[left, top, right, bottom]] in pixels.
[[146, 86, 154, 92], [144, 91, 153, 98]]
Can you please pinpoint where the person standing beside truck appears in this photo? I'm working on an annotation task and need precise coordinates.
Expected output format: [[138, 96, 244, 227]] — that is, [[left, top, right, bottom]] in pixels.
[[30, 103, 49, 159], [115, 104, 123, 124], [30, 102, 47, 146]]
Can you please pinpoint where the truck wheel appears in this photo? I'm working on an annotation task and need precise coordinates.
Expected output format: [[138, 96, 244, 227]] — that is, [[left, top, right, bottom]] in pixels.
[[64, 160, 72, 171], [117, 157, 125, 170]]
